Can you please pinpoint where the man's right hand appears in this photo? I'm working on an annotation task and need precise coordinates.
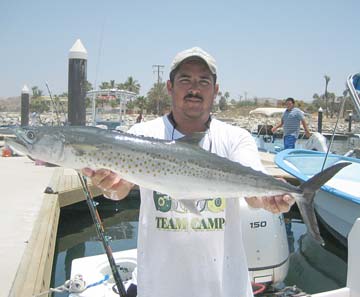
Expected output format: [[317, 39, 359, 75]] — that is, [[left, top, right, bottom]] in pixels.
[[82, 168, 134, 200]]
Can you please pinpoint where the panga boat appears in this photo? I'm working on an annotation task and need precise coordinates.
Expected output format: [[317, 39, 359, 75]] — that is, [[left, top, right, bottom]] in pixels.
[[248, 107, 328, 153], [275, 149, 360, 246]]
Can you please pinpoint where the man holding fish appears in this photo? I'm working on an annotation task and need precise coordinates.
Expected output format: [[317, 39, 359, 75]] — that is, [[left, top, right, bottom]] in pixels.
[[83, 47, 295, 297]]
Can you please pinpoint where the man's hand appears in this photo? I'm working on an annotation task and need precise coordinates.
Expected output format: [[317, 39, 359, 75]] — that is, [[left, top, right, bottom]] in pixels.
[[245, 177, 295, 213], [82, 168, 134, 200], [245, 194, 295, 214]]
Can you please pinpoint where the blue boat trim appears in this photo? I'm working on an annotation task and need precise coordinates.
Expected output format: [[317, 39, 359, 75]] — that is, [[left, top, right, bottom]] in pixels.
[[275, 149, 360, 205]]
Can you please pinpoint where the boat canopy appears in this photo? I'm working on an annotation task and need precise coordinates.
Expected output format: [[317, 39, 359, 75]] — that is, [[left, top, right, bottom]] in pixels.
[[249, 108, 286, 117], [249, 107, 310, 117]]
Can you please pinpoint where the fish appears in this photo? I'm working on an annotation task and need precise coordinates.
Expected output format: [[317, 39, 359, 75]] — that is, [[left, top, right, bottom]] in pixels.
[[7, 126, 351, 245]]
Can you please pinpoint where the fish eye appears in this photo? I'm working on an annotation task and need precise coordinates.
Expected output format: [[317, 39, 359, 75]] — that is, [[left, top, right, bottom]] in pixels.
[[26, 131, 36, 140]]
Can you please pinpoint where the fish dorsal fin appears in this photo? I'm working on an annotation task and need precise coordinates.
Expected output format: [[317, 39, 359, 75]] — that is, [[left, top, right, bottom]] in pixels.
[[176, 132, 207, 145]]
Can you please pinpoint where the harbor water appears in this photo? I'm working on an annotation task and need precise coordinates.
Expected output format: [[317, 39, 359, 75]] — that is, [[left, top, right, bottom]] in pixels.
[[50, 192, 347, 296]]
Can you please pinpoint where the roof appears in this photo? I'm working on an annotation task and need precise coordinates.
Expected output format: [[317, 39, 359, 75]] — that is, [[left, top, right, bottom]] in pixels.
[[249, 108, 286, 117]]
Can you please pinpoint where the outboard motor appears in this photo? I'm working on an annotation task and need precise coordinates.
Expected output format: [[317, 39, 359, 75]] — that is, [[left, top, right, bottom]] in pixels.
[[304, 132, 328, 152], [240, 199, 289, 284]]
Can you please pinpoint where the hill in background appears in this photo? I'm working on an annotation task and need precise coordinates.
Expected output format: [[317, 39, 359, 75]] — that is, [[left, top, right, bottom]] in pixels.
[[0, 96, 21, 112]]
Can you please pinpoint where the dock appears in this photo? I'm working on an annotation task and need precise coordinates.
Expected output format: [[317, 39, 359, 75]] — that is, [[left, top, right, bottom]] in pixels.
[[0, 156, 101, 297], [259, 151, 298, 184]]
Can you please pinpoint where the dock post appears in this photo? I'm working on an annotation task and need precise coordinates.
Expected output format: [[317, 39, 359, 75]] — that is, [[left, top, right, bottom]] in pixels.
[[348, 112, 352, 132], [68, 39, 87, 126], [21, 85, 30, 126], [317, 107, 323, 133]]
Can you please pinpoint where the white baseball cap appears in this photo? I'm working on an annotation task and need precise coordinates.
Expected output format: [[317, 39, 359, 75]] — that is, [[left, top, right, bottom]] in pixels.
[[170, 46, 217, 75]]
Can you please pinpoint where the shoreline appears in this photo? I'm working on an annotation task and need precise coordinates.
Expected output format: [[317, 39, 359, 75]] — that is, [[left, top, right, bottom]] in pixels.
[[0, 110, 359, 135]]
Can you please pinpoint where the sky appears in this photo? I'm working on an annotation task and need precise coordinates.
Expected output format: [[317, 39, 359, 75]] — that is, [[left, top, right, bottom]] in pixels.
[[1, 0, 360, 101]]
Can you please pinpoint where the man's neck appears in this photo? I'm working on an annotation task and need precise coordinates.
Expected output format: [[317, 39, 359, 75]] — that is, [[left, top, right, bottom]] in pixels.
[[168, 112, 211, 135]]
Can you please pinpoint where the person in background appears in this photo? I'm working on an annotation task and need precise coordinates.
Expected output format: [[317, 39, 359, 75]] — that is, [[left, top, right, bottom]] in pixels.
[[83, 47, 294, 297], [136, 112, 143, 123], [271, 97, 311, 149]]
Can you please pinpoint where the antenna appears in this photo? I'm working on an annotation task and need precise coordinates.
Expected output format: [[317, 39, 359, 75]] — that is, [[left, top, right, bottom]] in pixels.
[[45, 81, 62, 125]]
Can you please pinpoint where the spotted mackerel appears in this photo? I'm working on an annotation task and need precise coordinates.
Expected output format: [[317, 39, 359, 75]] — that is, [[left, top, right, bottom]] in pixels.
[[7, 126, 351, 244]]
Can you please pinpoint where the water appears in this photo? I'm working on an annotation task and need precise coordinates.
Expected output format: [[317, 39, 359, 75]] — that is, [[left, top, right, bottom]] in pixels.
[[50, 194, 347, 296], [51, 192, 140, 296]]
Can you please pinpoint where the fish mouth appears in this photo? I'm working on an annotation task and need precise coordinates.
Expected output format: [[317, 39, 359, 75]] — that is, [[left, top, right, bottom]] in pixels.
[[5, 128, 30, 155]]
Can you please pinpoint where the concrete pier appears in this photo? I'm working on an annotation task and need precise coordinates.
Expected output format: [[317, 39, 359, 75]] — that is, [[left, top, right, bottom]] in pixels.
[[0, 155, 102, 297], [0, 157, 56, 297]]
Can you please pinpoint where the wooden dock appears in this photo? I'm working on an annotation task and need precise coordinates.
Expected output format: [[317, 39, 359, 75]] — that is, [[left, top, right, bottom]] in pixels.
[[259, 151, 298, 184]]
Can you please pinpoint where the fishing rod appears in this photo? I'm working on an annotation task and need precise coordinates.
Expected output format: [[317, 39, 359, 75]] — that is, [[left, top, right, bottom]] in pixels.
[[320, 93, 347, 171], [77, 173, 127, 297]]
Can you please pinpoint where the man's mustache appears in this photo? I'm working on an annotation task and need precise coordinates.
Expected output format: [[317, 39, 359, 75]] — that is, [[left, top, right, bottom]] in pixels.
[[184, 93, 203, 100]]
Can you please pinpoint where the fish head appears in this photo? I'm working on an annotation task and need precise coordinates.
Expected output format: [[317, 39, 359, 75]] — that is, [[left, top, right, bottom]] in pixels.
[[6, 126, 66, 164]]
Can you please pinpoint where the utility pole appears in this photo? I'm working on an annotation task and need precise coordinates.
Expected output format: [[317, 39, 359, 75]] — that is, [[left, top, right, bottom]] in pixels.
[[152, 64, 164, 83], [152, 64, 164, 114]]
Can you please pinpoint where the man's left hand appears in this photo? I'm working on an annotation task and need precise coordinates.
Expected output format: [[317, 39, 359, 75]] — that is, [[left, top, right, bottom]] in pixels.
[[245, 194, 295, 214]]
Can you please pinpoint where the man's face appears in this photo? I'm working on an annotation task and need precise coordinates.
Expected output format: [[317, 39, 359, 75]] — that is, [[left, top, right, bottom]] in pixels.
[[167, 59, 219, 122], [285, 100, 294, 110]]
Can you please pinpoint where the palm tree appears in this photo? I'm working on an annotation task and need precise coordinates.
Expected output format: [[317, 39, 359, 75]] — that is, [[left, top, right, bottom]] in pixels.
[[31, 86, 43, 98], [324, 75, 330, 118], [122, 76, 141, 94], [99, 81, 111, 90], [147, 82, 170, 114], [135, 96, 147, 113], [217, 91, 223, 103]]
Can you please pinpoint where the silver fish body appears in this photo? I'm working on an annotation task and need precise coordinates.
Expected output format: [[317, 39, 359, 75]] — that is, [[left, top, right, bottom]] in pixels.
[[7, 126, 351, 244]]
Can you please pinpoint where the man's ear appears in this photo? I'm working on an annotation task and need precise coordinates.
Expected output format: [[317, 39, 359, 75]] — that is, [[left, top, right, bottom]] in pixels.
[[214, 83, 219, 100], [166, 80, 173, 95]]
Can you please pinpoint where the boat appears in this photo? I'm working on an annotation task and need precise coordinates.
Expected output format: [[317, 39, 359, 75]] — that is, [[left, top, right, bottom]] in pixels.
[[248, 107, 328, 153], [286, 226, 347, 295], [275, 149, 360, 246]]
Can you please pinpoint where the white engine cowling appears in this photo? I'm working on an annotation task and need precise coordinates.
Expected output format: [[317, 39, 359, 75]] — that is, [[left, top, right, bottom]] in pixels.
[[240, 199, 289, 284]]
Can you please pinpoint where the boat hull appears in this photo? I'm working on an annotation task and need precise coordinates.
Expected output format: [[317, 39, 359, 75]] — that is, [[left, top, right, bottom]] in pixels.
[[275, 149, 360, 246], [315, 190, 359, 246]]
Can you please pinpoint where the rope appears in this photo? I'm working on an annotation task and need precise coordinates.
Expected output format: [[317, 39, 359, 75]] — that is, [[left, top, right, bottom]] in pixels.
[[32, 274, 110, 297], [252, 282, 267, 295], [259, 285, 311, 297]]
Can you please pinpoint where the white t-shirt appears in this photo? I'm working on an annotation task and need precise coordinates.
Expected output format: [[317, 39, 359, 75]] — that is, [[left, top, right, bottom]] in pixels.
[[128, 115, 264, 297]]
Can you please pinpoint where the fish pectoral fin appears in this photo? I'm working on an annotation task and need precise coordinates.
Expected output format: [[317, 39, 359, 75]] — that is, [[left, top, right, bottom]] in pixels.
[[179, 200, 200, 215]]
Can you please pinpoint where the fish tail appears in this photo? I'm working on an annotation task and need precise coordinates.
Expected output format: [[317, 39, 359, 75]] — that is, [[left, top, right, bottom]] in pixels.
[[298, 161, 352, 245]]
